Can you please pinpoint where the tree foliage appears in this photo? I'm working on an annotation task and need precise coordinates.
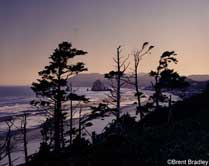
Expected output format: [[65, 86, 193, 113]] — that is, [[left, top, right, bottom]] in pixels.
[[149, 51, 189, 108], [31, 41, 88, 151]]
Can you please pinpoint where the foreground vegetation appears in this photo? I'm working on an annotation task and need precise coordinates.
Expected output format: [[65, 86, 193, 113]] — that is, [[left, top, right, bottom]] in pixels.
[[25, 84, 209, 166]]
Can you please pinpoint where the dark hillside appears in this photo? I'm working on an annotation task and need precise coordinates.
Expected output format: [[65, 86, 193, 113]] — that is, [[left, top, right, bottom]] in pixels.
[[27, 86, 209, 166]]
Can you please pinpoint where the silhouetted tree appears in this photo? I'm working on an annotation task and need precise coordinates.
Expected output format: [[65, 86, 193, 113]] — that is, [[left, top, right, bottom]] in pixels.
[[66, 86, 89, 144], [39, 117, 53, 148], [77, 98, 89, 140], [5, 120, 14, 166], [105, 46, 129, 121], [20, 114, 28, 165], [149, 51, 189, 110], [31, 42, 87, 151], [0, 118, 18, 166], [131, 42, 154, 119], [89, 103, 111, 119]]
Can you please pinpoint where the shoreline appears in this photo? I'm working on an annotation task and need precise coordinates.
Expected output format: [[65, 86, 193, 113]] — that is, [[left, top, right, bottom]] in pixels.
[[0, 103, 137, 166]]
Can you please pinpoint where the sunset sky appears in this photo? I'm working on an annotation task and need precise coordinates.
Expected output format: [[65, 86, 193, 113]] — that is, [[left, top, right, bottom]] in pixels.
[[0, 0, 209, 85]]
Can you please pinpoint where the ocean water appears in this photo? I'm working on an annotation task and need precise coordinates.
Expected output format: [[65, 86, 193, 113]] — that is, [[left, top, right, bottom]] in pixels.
[[0, 86, 180, 132], [0, 86, 142, 132]]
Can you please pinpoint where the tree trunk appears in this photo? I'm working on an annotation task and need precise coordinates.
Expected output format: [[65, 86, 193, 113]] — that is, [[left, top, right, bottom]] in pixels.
[[70, 99, 73, 145], [60, 113, 65, 148], [6, 125, 12, 166], [54, 64, 62, 151], [134, 68, 143, 119], [54, 106, 61, 151], [168, 95, 172, 124], [23, 114, 28, 165], [116, 46, 121, 121], [78, 106, 82, 140], [155, 76, 160, 109], [55, 77, 61, 151]]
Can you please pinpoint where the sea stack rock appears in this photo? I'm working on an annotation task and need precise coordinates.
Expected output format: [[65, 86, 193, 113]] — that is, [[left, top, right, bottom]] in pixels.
[[91, 80, 106, 91]]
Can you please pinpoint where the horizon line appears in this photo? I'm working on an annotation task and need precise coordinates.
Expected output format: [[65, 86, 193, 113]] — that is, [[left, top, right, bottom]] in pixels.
[[1, 73, 209, 87]]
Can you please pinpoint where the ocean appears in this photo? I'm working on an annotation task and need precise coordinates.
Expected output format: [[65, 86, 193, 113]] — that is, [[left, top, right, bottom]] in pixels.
[[0, 86, 142, 132]]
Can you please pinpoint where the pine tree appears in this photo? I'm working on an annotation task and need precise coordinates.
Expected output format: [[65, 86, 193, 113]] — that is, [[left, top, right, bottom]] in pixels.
[[31, 42, 87, 151]]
